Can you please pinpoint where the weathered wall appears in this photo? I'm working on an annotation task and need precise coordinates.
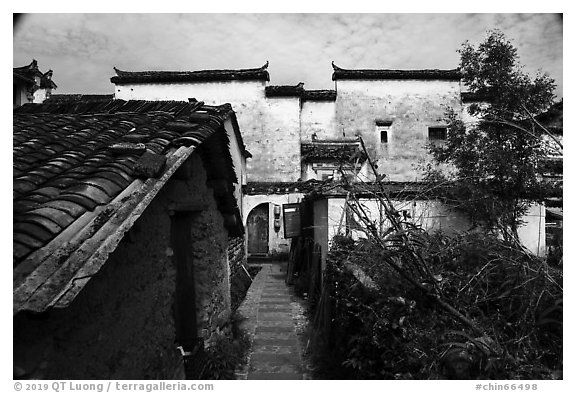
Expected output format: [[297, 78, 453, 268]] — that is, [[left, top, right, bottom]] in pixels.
[[244, 193, 304, 256], [13, 152, 232, 379], [301, 100, 337, 142], [335, 79, 462, 181], [517, 203, 546, 257], [227, 236, 247, 276], [316, 197, 546, 260], [255, 97, 302, 181], [223, 117, 246, 217], [114, 81, 302, 183], [114, 80, 264, 104], [163, 153, 232, 342]]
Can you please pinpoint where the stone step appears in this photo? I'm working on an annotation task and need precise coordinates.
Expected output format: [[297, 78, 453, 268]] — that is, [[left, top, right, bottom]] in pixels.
[[247, 372, 302, 380]]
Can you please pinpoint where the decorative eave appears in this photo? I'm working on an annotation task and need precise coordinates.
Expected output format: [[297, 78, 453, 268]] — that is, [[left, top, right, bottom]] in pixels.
[[265, 82, 305, 98], [111, 62, 270, 84], [39, 70, 57, 89], [302, 90, 337, 102], [303, 181, 427, 200], [14, 60, 43, 78], [331, 62, 461, 81], [243, 181, 319, 195]]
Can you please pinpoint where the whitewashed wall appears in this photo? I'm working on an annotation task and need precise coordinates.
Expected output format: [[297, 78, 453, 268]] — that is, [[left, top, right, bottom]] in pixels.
[[335, 79, 462, 181], [243, 193, 304, 255], [314, 197, 546, 261], [301, 100, 338, 141]]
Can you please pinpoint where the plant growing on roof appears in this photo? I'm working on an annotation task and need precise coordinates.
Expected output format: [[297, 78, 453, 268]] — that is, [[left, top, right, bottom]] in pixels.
[[427, 30, 558, 243]]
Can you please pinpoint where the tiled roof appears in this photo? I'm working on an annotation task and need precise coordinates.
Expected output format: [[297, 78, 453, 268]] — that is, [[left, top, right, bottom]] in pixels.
[[111, 62, 270, 84], [301, 141, 367, 163], [265, 82, 305, 98], [302, 90, 337, 102], [47, 94, 115, 104], [331, 62, 461, 81], [14, 60, 57, 89], [244, 181, 320, 195], [304, 180, 429, 199], [13, 99, 243, 314]]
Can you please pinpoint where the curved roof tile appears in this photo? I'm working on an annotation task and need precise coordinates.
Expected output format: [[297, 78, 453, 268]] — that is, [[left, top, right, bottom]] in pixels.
[[331, 62, 461, 81], [111, 62, 270, 84], [13, 98, 245, 313]]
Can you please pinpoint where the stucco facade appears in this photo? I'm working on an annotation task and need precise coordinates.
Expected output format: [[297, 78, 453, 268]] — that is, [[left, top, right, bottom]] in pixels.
[[334, 79, 461, 181]]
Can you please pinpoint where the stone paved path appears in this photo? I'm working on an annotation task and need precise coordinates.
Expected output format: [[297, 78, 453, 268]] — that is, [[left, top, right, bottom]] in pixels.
[[236, 262, 309, 380]]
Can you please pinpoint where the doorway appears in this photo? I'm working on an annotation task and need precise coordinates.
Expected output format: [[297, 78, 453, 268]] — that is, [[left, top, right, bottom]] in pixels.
[[247, 203, 269, 255], [170, 211, 206, 378]]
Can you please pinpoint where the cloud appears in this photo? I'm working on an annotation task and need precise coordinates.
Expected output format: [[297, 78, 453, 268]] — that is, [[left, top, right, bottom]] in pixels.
[[13, 13, 562, 97]]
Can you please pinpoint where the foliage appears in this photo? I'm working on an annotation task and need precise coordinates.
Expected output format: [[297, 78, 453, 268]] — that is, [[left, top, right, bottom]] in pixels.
[[427, 30, 557, 240], [202, 313, 251, 380], [311, 233, 562, 379]]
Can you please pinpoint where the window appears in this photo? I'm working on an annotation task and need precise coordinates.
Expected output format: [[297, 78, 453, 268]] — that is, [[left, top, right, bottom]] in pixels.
[[428, 127, 447, 141], [376, 120, 392, 144], [380, 130, 388, 143]]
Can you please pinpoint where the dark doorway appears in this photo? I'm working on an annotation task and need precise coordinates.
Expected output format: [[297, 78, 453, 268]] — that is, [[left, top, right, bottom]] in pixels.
[[247, 203, 269, 255], [170, 211, 206, 378]]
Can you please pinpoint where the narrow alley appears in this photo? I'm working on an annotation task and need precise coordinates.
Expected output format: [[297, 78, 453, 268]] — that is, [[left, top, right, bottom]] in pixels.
[[236, 262, 310, 380]]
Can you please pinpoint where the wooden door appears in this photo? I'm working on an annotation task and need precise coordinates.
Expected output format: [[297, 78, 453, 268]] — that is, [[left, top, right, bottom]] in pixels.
[[247, 204, 269, 255]]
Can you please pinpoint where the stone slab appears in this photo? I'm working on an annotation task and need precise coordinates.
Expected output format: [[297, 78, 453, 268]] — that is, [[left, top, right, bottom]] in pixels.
[[256, 326, 295, 333], [252, 338, 299, 347], [247, 372, 303, 380]]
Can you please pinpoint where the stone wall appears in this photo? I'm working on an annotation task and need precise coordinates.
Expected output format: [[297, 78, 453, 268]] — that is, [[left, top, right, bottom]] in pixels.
[[227, 235, 247, 277], [13, 153, 232, 379]]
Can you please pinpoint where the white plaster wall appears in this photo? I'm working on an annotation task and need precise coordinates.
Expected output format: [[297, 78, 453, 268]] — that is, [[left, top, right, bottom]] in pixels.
[[114, 81, 265, 104], [301, 101, 338, 141], [257, 97, 302, 181], [243, 193, 305, 255], [320, 197, 545, 255], [223, 118, 244, 218], [335, 79, 462, 181], [115, 81, 303, 182], [517, 203, 546, 257], [33, 88, 48, 104]]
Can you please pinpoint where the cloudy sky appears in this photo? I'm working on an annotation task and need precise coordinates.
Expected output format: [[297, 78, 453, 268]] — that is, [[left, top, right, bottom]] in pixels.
[[13, 13, 563, 98]]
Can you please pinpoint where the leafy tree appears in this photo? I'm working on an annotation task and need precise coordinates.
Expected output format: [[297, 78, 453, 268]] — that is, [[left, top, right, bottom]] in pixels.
[[428, 30, 558, 243]]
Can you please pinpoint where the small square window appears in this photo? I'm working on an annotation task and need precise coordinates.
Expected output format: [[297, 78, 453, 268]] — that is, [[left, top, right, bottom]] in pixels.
[[380, 130, 388, 143], [428, 127, 447, 141]]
